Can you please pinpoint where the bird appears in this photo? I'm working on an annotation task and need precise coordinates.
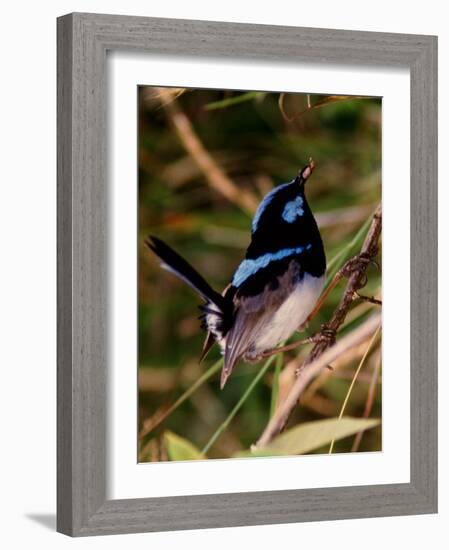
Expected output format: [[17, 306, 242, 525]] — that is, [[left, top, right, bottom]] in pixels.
[[145, 159, 326, 389]]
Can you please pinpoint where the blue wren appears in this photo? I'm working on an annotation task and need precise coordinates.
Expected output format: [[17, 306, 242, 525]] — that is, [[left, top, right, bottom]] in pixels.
[[146, 159, 326, 389]]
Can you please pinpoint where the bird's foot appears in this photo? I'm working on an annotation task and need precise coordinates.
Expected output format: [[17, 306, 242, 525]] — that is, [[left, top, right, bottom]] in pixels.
[[309, 324, 336, 347], [340, 252, 379, 290], [243, 349, 266, 363], [293, 326, 336, 376]]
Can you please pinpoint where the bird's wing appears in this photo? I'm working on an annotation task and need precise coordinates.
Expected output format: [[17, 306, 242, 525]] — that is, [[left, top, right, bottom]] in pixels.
[[221, 261, 300, 388], [221, 304, 267, 389]]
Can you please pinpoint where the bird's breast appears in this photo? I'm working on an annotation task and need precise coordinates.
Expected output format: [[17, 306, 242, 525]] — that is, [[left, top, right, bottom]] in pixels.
[[250, 273, 325, 353]]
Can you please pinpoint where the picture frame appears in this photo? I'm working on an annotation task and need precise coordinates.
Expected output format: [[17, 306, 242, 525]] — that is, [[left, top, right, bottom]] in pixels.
[[57, 12, 437, 536]]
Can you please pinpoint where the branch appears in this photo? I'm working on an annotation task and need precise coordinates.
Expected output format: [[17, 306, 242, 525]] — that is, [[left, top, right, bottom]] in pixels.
[[306, 204, 381, 364], [256, 312, 381, 447], [157, 88, 259, 215]]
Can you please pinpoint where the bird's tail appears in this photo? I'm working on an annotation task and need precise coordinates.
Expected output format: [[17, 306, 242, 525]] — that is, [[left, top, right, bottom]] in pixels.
[[145, 236, 227, 313]]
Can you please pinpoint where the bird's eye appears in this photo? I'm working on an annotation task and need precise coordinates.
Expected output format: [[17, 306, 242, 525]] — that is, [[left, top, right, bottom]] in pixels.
[[282, 196, 304, 223]]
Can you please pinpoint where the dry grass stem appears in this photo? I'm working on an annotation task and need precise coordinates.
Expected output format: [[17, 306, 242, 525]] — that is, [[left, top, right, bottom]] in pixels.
[[301, 340, 369, 404], [256, 312, 381, 448], [157, 88, 259, 214], [351, 349, 382, 452], [328, 325, 381, 453], [278, 93, 367, 122]]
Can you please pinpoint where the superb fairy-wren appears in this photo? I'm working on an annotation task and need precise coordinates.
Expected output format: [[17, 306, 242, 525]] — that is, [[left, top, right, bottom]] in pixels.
[[146, 159, 326, 388]]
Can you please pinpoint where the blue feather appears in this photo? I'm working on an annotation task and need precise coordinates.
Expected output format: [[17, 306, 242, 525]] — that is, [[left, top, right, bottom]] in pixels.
[[251, 182, 292, 232], [232, 244, 312, 287], [282, 196, 304, 222]]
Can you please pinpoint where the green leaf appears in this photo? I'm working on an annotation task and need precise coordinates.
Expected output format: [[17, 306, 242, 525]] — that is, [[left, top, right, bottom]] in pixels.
[[163, 431, 207, 461], [235, 417, 380, 457]]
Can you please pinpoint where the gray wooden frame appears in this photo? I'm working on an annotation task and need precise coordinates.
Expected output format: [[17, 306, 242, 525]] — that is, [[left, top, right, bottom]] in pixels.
[[57, 12, 438, 537]]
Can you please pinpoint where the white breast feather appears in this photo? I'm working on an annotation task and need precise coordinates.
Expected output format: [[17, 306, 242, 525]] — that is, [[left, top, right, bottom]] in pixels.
[[251, 274, 324, 353]]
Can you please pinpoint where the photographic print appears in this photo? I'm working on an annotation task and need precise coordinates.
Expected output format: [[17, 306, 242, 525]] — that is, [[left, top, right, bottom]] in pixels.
[[56, 15, 437, 535], [138, 87, 382, 462]]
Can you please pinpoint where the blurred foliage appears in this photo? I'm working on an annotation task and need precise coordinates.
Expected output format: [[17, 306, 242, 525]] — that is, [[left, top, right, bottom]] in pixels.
[[138, 88, 382, 461]]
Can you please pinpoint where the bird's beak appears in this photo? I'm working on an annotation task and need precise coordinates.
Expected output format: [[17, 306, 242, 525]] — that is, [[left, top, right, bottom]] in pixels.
[[298, 158, 315, 184], [295, 157, 315, 185]]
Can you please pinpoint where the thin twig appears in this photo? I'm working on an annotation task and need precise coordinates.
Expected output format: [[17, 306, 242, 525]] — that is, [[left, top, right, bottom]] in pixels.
[[255, 313, 381, 447], [157, 88, 259, 215], [354, 292, 382, 305], [261, 335, 316, 358]]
